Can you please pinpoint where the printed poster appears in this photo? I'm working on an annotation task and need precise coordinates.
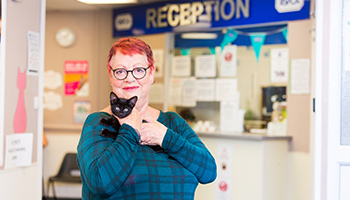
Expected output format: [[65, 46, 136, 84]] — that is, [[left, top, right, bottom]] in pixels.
[[64, 61, 89, 96], [220, 45, 237, 77], [270, 48, 289, 82], [73, 100, 91, 124], [216, 143, 233, 200]]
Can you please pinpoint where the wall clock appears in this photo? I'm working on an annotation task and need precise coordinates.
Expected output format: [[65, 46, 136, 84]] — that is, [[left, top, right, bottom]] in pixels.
[[55, 27, 76, 47]]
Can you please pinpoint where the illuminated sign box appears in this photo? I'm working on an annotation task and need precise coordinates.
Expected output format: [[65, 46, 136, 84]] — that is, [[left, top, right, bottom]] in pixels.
[[113, 0, 310, 37]]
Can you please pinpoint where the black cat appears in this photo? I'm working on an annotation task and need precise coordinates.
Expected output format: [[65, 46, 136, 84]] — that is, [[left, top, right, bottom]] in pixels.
[[99, 92, 137, 139], [99, 92, 164, 153]]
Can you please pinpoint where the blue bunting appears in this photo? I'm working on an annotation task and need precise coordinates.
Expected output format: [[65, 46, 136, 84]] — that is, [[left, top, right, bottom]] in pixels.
[[250, 34, 266, 62], [220, 29, 238, 50]]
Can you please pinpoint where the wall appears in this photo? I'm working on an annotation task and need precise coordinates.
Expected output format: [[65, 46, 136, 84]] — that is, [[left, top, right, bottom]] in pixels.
[[285, 19, 313, 200], [43, 9, 114, 197], [0, 0, 45, 199]]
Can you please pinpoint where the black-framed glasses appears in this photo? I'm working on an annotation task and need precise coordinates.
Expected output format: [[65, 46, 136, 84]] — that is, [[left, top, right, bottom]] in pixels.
[[111, 65, 151, 80]]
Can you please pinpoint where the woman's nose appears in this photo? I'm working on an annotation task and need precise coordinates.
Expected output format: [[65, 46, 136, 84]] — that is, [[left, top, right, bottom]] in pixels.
[[124, 71, 136, 82]]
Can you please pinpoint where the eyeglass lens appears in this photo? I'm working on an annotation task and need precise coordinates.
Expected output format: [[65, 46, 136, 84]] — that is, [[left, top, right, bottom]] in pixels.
[[113, 67, 148, 80]]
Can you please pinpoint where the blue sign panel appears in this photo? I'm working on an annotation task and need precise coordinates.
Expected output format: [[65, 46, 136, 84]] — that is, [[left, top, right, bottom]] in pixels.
[[113, 0, 310, 37]]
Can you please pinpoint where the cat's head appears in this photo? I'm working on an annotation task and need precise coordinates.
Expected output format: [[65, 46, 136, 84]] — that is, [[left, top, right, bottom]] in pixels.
[[110, 92, 138, 118]]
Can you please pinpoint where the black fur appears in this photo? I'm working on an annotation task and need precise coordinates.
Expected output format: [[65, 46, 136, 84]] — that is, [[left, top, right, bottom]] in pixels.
[[99, 92, 137, 139]]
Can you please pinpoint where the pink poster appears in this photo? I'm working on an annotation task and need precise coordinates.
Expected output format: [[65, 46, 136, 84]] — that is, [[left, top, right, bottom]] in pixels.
[[64, 61, 89, 96]]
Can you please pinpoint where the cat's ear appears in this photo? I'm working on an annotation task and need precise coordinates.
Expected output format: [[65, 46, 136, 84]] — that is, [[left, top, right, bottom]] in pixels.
[[129, 96, 138, 107], [110, 92, 119, 102]]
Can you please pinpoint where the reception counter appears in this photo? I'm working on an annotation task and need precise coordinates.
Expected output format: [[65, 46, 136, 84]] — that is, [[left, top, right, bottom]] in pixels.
[[195, 132, 292, 200]]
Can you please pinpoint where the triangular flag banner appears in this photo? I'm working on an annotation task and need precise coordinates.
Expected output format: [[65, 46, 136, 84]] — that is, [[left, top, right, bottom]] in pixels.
[[220, 29, 238, 50], [209, 47, 216, 55], [250, 34, 266, 62], [180, 48, 191, 55], [282, 28, 288, 42]]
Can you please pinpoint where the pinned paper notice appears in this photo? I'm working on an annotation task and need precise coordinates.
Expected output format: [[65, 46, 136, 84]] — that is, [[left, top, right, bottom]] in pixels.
[[291, 59, 310, 94], [182, 77, 196, 107], [196, 79, 215, 101], [5, 133, 33, 169], [27, 31, 40, 76], [169, 78, 183, 106], [195, 55, 216, 77], [220, 45, 237, 77], [270, 48, 289, 82], [171, 56, 191, 77], [216, 143, 233, 200], [216, 78, 238, 101]]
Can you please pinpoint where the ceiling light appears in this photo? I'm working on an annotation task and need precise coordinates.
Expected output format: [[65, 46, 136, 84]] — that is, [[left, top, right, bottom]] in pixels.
[[181, 33, 218, 40], [76, 0, 137, 4]]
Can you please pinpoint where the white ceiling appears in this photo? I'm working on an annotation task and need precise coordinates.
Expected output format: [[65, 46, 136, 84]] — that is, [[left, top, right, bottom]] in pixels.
[[46, 0, 171, 11]]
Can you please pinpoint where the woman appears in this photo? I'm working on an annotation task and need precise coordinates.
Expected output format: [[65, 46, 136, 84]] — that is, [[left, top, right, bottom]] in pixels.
[[77, 38, 217, 199]]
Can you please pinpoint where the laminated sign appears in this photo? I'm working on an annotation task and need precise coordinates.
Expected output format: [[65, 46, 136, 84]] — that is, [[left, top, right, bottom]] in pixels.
[[64, 61, 89, 96]]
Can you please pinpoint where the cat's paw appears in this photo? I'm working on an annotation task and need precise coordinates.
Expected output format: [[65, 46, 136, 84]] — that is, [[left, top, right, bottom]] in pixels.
[[99, 118, 108, 126], [100, 128, 109, 137], [100, 129, 117, 140]]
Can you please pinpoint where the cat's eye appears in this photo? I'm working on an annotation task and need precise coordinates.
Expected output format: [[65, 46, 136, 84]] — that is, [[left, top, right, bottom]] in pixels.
[[111, 65, 151, 80], [115, 107, 120, 112], [123, 108, 129, 112]]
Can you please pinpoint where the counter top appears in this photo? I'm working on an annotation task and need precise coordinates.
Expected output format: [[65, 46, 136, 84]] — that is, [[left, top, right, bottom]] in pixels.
[[197, 131, 292, 141]]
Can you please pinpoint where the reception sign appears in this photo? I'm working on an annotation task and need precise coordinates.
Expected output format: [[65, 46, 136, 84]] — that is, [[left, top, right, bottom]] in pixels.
[[113, 0, 310, 37]]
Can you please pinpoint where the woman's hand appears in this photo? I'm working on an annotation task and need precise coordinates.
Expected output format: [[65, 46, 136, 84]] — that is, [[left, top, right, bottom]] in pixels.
[[139, 121, 167, 147], [117, 109, 142, 133]]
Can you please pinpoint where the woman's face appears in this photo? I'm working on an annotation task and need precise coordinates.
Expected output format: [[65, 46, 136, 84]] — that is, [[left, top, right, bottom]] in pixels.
[[108, 51, 155, 108]]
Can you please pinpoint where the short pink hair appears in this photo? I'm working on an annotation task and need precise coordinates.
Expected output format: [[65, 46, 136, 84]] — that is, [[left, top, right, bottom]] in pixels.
[[107, 38, 154, 70]]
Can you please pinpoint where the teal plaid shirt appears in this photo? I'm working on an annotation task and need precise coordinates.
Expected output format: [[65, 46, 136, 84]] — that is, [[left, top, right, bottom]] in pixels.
[[77, 110, 217, 200]]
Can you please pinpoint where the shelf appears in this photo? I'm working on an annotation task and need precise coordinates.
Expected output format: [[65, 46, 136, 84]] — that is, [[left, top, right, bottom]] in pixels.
[[197, 131, 292, 141]]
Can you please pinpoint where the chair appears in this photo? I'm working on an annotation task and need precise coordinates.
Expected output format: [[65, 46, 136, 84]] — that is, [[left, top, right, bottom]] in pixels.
[[46, 153, 82, 199]]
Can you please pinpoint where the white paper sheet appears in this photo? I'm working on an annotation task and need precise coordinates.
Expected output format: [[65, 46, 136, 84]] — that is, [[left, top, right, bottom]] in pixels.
[[5, 133, 33, 169], [216, 143, 233, 200], [171, 56, 191, 77], [149, 83, 164, 104], [196, 79, 215, 101], [220, 45, 237, 77], [195, 55, 216, 77], [182, 77, 197, 107], [168, 78, 183, 106], [153, 49, 164, 77], [27, 31, 40, 76], [291, 59, 310, 94], [220, 92, 244, 132], [270, 48, 289, 82], [216, 78, 238, 101]]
